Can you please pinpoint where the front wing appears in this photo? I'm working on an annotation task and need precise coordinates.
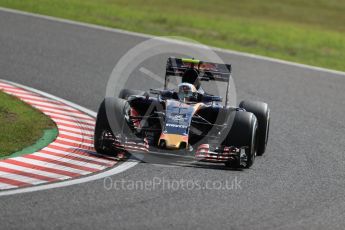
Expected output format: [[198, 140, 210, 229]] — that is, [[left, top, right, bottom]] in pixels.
[[106, 134, 247, 164]]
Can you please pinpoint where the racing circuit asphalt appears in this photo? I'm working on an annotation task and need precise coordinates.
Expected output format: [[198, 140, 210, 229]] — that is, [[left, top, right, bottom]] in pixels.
[[1, 8, 345, 230]]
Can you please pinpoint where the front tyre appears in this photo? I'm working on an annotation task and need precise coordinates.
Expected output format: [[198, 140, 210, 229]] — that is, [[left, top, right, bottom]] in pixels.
[[94, 97, 127, 155], [239, 100, 270, 156], [223, 111, 258, 168]]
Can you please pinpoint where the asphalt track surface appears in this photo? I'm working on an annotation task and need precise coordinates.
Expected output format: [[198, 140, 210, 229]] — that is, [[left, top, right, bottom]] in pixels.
[[1, 9, 345, 230]]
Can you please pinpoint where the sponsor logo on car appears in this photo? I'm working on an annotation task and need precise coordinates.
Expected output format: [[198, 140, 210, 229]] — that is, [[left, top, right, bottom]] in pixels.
[[166, 123, 188, 129], [171, 114, 186, 121]]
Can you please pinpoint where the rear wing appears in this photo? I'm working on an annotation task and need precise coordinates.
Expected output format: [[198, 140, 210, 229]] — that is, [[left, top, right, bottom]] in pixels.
[[164, 57, 232, 106], [165, 57, 232, 84]]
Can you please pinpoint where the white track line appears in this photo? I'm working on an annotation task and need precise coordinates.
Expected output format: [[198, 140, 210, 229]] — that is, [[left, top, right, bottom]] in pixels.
[[0, 6, 344, 76], [0, 80, 139, 197]]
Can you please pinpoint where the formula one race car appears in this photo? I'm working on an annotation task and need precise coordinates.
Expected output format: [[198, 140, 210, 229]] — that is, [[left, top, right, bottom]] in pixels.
[[94, 57, 270, 168]]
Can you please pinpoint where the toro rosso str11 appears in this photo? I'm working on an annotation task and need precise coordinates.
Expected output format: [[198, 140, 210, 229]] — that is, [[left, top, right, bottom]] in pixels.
[[94, 57, 270, 168]]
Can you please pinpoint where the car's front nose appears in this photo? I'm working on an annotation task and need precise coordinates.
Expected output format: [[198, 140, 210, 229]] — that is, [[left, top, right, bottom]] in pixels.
[[158, 133, 188, 149]]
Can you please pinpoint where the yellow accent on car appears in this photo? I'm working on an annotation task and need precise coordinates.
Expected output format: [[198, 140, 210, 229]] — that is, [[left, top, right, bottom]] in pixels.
[[159, 133, 188, 149], [182, 58, 200, 64]]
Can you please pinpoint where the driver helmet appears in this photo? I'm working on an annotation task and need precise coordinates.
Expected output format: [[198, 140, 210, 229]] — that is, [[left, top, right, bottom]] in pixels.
[[182, 68, 201, 89], [177, 83, 197, 102]]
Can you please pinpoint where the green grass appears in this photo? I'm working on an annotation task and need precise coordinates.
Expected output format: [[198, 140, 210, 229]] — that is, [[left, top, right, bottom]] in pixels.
[[0, 91, 56, 157], [0, 0, 344, 71]]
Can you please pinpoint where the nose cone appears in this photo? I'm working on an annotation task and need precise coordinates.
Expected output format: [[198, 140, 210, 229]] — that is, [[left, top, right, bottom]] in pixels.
[[159, 133, 188, 149]]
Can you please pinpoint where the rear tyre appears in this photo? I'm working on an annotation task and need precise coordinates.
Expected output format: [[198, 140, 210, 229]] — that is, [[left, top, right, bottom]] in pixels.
[[94, 97, 127, 155], [119, 89, 148, 100], [239, 100, 270, 156], [223, 111, 258, 168]]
